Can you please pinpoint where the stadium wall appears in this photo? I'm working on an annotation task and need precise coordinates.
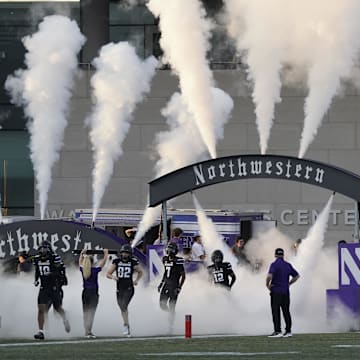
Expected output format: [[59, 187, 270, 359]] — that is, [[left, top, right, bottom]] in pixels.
[[41, 68, 360, 246]]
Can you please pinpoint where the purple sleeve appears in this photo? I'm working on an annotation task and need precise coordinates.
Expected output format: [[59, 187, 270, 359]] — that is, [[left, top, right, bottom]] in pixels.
[[94, 266, 102, 273], [268, 263, 275, 274], [290, 265, 299, 277]]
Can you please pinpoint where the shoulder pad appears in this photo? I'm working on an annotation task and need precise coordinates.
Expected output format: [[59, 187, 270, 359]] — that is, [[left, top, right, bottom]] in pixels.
[[53, 254, 62, 263], [175, 256, 185, 265]]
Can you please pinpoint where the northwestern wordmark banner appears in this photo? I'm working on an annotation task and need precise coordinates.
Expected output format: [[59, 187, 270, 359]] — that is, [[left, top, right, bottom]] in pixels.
[[149, 154, 360, 206]]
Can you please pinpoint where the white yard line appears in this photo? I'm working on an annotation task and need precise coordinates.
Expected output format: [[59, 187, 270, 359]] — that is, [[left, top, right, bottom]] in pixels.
[[0, 334, 240, 348], [0, 337, 173, 347], [333, 345, 360, 348], [140, 351, 301, 357]]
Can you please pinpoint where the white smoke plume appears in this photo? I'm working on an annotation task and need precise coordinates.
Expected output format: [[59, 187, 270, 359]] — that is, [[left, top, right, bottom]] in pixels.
[[0, 223, 355, 340], [147, 0, 218, 159], [297, 1, 360, 157], [348, 63, 360, 91], [5, 15, 85, 219], [88, 42, 157, 223], [244, 227, 295, 271], [224, 0, 360, 157], [155, 88, 233, 177], [192, 193, 237, 267], [292, 193, 334, 307], [132, 88, 233, 246], [225, 0, 284, 155]]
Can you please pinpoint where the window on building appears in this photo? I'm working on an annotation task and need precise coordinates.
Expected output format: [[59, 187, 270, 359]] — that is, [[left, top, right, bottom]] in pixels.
[[109, 0, 238, 69], [201, 0, 239, 69], [0, 1, 80, 103], [0, 131, 34, 216], [109, 1, 156, 59]]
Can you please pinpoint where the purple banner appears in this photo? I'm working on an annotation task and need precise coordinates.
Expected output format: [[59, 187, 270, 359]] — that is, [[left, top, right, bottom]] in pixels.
[[327, 243, 360, 317]]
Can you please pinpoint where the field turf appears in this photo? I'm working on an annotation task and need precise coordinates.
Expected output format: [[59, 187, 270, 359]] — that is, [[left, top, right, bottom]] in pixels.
[[0, 333, 359, 360]]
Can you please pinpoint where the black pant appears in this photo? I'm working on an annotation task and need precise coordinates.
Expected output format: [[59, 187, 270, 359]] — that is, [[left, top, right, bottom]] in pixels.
[[116, 287, 134, 312], [270, 292, 292, 333], [82, 288, 99, 334], [38, 286, 62, 311], [159, 286, 179, 313]]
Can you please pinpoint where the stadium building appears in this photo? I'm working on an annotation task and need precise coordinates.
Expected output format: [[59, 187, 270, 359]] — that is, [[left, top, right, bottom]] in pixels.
[[0, 0, 360, 245]]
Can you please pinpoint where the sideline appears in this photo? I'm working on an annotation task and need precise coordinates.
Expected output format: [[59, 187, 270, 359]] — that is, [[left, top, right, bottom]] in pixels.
[[0, 334, 241, 347], [332, 345, 360, 348], [140, 351, 301, 357]]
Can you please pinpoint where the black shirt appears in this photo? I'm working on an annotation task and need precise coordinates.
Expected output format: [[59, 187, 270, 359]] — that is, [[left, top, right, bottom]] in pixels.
[[112, 256, 139, 290], [33, 254, 63, 289], [207, 262, 235, 288], [161, 255, 185, 288]]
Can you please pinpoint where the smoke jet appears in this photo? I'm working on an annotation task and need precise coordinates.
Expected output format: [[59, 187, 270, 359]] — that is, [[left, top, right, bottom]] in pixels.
[[225, 0, 285, 155], [292, 193, 334, 310], [132, 88, 233, 247], [224, 0, 360, 157], [298, 0, 360, 157], [147, 0, 218, 159], [5, 15, 85, 219], [88, 42, 157, 222], [293, 193, 334, 273], [192, 193, 237, 267]]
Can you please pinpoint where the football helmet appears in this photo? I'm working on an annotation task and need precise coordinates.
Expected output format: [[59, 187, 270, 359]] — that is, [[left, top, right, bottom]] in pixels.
[[38, 244, 51, 259], [166, 242, 178, 256], [119, 244, 132, 261], [41, 240, 52, 250], [211, 249, 223, 264]]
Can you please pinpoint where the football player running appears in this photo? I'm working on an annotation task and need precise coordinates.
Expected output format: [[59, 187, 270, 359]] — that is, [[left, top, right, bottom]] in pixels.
[[158, 242, 186, 330], [33, 243, 71, 340], [207, 250, 236, 290], [40, 240, 68, 311], [107, 244, 143, 337]]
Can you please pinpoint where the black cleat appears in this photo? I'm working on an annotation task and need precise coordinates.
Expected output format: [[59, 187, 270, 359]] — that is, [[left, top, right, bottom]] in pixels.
[[34, 331, 45, 340], [268, 331, 282, 338], [86, 332, 96, 339]]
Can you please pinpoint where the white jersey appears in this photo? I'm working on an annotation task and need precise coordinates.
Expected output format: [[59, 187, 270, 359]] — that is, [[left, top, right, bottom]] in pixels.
[[191, 242, 205, 261]]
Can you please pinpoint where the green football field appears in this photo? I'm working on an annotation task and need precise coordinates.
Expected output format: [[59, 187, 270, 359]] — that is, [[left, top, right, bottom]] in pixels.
[[0, 333, 359, 360]]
